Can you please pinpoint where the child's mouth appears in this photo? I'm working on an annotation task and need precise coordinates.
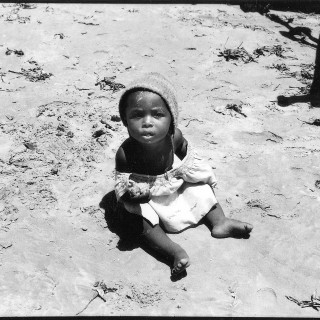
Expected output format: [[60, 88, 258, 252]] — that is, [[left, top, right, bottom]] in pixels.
[[141, 132, 154, 137]]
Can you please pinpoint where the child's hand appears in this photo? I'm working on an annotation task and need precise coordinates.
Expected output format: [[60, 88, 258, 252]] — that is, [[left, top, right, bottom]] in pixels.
[[127, 180, 150, 203]]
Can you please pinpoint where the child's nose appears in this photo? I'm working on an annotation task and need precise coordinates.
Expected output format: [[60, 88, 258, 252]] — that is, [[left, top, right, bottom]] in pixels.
[[142, 115, 153, 127]]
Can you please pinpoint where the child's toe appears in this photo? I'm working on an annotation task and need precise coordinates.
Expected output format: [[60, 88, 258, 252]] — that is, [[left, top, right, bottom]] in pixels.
[[171, 258, 190, 275]]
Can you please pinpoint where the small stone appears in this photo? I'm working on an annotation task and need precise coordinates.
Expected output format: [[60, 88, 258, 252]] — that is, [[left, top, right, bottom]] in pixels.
[[100, 117, 108, 124], [23, 142, 37, 150], [93, 128, 106, 138], [57, 123, 67, 132], [51, 167, 58, 175], [66, 131, 74, 138], [105, 122, 114, 130], [110, 115, 121, 122]]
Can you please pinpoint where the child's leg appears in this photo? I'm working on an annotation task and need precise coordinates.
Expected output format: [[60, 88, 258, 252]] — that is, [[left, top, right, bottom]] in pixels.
[[204, 203, 253, 238], [141, 219, 190, 275]]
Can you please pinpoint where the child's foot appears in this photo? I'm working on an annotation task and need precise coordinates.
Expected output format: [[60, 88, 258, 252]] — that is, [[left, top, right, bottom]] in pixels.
[[211, 218, 253, 239], [171, 250, 190, 276]]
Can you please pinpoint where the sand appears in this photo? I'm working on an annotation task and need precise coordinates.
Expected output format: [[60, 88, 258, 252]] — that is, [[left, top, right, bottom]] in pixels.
[[0, 3, 320, 317]]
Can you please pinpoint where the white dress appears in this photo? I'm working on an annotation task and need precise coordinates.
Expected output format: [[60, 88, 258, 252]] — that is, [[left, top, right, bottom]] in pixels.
[[114, 146, 218, 233]]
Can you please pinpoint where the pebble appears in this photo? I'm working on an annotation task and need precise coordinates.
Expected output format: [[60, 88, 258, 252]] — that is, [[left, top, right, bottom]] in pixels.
[[93, 128, 106, 138], [110, 115, 121, 122], [66, 131, 74, 138], [100, 117, 109, 124], [105, 123, 114, 130], [23, 142, 37, 150]]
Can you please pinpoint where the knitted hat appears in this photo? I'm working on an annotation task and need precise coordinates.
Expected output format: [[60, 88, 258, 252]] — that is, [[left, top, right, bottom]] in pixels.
[[118, 72, 179, 132]]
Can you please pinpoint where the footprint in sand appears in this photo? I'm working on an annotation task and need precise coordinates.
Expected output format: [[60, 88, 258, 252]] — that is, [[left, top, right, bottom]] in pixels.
[[254, 287, 278, 315]]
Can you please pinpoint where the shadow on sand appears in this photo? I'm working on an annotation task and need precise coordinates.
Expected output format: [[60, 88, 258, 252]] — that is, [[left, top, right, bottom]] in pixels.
[[99, 190, 187, 281], [277, 94, 320, 107], [262, 11, 320, 107], [240, 2, 320, 107]]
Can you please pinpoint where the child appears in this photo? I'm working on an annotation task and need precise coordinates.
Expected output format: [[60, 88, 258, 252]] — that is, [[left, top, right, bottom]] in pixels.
[[114, 72, 253, 276]]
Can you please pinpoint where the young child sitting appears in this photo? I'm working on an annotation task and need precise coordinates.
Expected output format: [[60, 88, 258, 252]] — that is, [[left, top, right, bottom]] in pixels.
[[114, 72, 253, 276]]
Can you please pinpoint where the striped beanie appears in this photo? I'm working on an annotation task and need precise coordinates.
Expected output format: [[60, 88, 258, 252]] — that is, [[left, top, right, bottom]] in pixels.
[[118, 72, 179, 132]]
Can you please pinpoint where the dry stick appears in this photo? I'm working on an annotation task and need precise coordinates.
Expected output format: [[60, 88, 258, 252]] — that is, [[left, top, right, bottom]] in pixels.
[[76, 289, 106, 316], [223, 36, 229, 50], [286, 295, 320, 310], [273, 84, 281, 91], [297, 118, 320, 126], [8, 70, 23, 75], [185, 118, 203, 127], [74, 85, 90, 91]]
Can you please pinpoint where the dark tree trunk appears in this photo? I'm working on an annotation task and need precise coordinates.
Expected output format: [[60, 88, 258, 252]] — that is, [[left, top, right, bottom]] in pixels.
[[310, 33, 320, 106]]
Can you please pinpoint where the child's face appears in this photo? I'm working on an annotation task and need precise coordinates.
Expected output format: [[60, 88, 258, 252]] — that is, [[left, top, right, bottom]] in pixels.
[[124, 91, 172, 145]]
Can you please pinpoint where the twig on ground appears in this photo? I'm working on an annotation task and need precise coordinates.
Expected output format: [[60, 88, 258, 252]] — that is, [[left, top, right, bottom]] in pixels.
[[95, 76, 125, 92], [226, 103, 247, 117], [185, 118, 203, 127], [76, 289, 101, 316], [286, 292, 320, 311], [76, 280, 118, 315], [297, 118, 320, 126], [218, 46, 256, 63]]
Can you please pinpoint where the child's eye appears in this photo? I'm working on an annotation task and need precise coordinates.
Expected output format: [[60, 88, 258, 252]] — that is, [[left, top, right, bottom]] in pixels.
[[129, 111, 143, 119], [153, 111, 165, 118]]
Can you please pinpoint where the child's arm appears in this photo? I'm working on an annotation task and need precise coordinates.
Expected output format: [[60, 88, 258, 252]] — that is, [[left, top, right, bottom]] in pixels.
[[174, 128, 188, 160], [115, 146, 150, 204]]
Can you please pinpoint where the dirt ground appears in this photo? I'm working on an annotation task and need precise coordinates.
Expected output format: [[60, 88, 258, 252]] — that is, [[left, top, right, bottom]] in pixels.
[[1, 3, 320, 317]]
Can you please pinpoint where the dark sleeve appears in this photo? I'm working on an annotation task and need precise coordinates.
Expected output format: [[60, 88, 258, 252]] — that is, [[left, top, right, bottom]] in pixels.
[[173, 128, 188, 160], [115, 144, 150, 204], [115, 145, 130, 172]]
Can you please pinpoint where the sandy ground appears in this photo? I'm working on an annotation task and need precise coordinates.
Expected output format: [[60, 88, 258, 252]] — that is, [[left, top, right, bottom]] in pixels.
[[0, 3, 320, 317]]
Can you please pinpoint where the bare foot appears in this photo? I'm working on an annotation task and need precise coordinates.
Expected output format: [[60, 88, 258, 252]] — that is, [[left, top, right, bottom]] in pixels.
[[211, 218, 253, 239], [171, 250, 190, 276]]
